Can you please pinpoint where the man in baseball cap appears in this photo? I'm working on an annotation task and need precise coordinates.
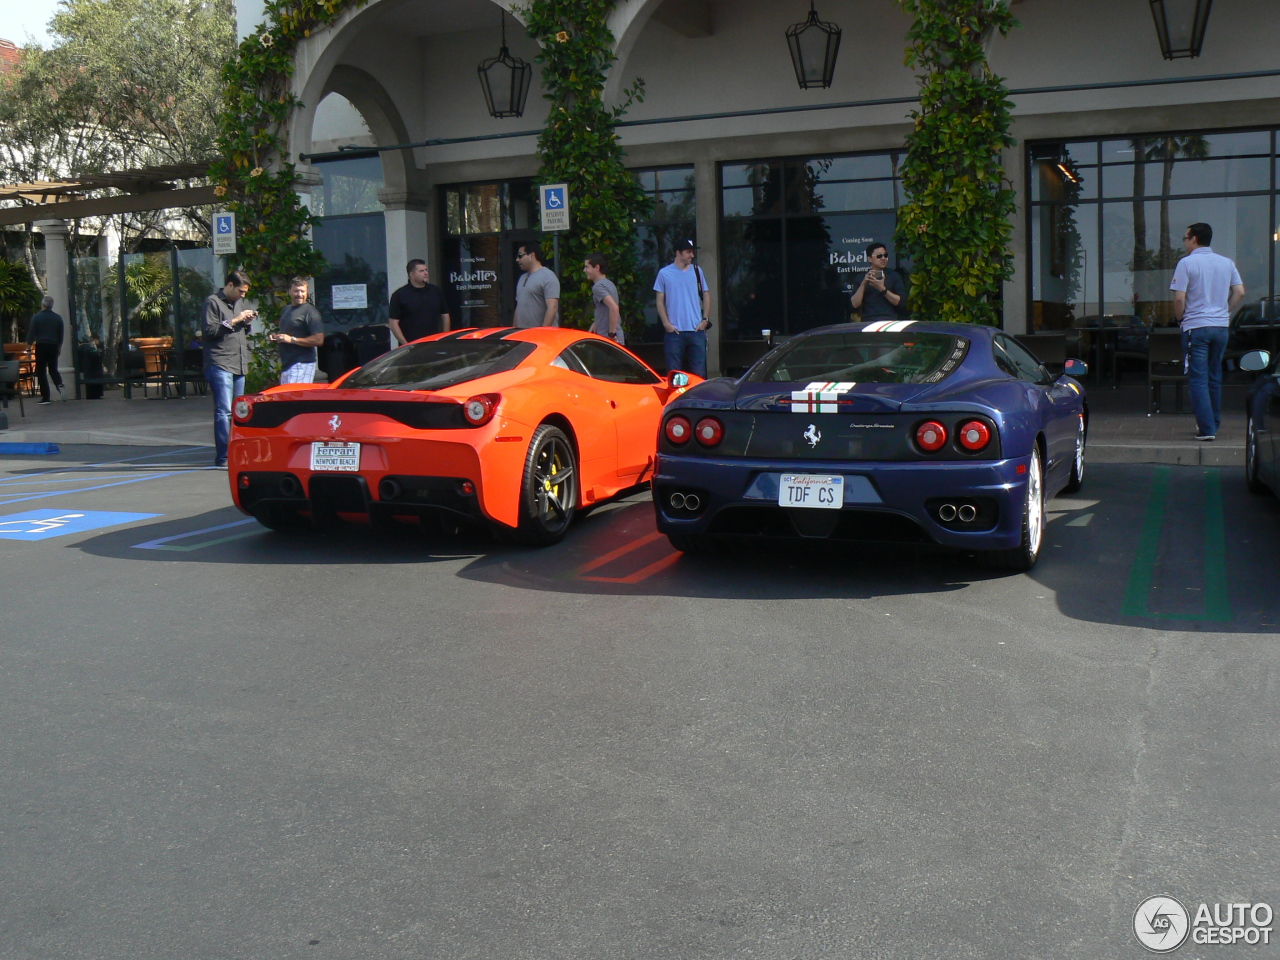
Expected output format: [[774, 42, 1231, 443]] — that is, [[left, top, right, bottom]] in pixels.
[[654, 239, 711, 377]]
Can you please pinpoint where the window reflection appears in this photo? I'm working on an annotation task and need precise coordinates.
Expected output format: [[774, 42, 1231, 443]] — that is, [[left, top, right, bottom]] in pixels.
[[1029, 130, 1276, 334], [633, 165, 696, 341], [720, 151, 907, 339]]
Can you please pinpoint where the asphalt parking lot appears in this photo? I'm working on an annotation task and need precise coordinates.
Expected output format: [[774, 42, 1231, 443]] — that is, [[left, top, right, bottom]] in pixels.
[[2, 445, 1279, 959]]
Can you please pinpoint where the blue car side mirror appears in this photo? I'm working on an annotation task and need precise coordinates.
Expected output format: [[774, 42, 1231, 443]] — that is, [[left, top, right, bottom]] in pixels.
[[1240, 350, 1271, 373], [1064, 358, 1088, 378]]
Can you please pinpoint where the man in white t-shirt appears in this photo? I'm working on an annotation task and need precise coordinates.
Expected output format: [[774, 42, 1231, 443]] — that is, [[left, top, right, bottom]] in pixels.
[[653, 238, 710, 377], [1170, 222, 1245, 441]]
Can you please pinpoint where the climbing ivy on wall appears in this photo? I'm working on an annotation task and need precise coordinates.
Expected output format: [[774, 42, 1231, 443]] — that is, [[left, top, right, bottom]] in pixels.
[[211, 0, 366, 389], [520, 0, 651, 331], [894, 0, 1019, 326]]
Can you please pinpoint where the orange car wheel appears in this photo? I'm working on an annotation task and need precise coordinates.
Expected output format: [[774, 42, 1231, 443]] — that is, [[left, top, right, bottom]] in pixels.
[[513, 424, 577, 545]]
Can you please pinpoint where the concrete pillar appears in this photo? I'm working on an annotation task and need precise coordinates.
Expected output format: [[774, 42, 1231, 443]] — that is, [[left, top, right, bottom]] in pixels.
[[1002, 141, 1028, 335], [379, 189, 432, 294], [694, 159, 721, 376], [294, 163, 323, 224], [35, 219, 73, 373]]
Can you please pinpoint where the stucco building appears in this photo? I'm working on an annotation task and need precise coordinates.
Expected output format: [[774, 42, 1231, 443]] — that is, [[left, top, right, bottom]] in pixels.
[[234, 0, 1280, 374]]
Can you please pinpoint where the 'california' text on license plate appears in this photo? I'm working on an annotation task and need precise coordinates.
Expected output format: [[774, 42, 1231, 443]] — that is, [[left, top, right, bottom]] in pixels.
[[778, 474, 844, 509], [310, 441, 361, 472]]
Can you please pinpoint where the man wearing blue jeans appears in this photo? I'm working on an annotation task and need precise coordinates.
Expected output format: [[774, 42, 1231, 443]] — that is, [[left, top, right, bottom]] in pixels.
[[201, 270, 257, 467], [654, 238, 711, 378], [1170, 222, 1245, 441]]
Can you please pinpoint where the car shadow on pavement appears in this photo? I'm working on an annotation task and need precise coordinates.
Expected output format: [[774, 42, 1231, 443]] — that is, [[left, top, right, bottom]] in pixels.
[[73, 506, 505, 567], [71, 465, 1280, 621], [73, 499, 993, 600], [1029, 464, 1280, 634]]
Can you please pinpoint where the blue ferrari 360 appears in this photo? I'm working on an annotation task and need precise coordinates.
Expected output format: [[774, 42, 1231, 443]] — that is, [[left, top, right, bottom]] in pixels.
[[653, 321, 1088, 571]]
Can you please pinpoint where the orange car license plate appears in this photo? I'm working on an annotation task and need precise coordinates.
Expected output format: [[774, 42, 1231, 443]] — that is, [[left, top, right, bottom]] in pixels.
[[310, 441, 360, 472]]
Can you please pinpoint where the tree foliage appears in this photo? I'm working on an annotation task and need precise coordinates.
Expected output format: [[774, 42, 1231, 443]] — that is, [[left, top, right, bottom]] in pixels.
[[0, 0, 235, 254], [894, 0, 1018, 326], [520, 0, 651, 330], [0, 259, 40, 342], [211, 0, 361, 389]]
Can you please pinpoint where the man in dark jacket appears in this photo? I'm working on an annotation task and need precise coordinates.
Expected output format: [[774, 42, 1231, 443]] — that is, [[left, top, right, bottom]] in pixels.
[[202, 270, 258, 467], [26, 296, 65, 404]]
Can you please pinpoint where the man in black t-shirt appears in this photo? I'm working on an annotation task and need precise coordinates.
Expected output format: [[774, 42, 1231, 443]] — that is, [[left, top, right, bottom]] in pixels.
[[851, 242, 907, 320], [388, 259, 451, 345], [270, 277, 325, 383]]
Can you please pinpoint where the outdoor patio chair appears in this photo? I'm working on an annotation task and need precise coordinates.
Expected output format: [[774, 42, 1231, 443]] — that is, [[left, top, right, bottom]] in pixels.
[[1148, 328, 1186, 414], [0, 359, 26, 418]]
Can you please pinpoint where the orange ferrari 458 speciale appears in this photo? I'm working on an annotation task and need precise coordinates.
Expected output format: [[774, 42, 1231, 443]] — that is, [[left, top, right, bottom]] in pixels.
[[227, 327, 698, 544]]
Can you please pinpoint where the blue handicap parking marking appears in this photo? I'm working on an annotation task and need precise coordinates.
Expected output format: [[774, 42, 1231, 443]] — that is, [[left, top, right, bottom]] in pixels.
[[0, 509, 161, 541]]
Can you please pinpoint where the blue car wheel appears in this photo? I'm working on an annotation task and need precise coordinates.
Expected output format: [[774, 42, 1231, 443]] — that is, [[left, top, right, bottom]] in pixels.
[[980, 444, 1045, 572]]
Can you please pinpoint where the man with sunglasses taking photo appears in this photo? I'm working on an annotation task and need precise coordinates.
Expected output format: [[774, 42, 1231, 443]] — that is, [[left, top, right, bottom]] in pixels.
[[850, 242, 906, 321]]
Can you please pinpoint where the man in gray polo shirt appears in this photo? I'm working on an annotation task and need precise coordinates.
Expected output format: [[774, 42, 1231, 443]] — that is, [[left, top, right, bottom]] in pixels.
[[1170, 222, 1245, 441], [202, 269, 258, 467], [514, 243, 560, 327]]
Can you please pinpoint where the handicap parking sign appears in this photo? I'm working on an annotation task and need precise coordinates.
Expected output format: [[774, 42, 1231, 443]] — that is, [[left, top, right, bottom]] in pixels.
[[213, 211, 237, 255], [538, 183, 570, 232], [0, 509, 160, 541]]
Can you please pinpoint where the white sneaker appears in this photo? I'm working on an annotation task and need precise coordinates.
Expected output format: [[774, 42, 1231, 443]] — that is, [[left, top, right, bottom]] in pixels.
[[57, 384, 67, 401]]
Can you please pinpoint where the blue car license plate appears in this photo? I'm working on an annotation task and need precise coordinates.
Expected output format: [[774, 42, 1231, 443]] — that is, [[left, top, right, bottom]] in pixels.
[[778, 474, 844, 509]]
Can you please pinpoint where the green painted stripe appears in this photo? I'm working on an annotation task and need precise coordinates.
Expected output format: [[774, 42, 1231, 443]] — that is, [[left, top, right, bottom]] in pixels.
[[1121, 466, 1232, 623], [1122, 466, 1169, 618], [1202, 470, 1232, 622]]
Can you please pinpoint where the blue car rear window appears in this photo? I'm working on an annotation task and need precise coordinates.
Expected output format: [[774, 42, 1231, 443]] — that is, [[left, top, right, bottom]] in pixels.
[[747, 331, 969, 385], [343, 341, 535, 390]]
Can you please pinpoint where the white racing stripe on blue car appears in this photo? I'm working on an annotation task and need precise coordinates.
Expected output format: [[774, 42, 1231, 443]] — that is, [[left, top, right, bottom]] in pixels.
[[862, 319, 915, 333]]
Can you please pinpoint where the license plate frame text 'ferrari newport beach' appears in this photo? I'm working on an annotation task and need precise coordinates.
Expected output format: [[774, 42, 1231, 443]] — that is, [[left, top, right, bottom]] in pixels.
[[310, 442, 361, 472]]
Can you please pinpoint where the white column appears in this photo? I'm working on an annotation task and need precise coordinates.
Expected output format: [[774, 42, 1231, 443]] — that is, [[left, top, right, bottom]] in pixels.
[[694, 159, 721, 376], [379, 190, 432, 292], [35, 219, 73, 373]]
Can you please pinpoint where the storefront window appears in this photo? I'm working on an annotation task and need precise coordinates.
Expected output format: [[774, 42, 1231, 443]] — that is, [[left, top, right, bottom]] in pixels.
[[439, 179, 535, 327], [633, 165, 696, 341], [720, 151, 907, 340], [311, 154, 388, 331], [1029, 130, 1277, 331]]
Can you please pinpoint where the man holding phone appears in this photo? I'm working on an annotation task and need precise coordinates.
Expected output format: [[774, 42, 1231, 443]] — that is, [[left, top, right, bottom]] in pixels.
[[202, 269, 257, 468], [851, 242, 906, 321], [270, 277, 325, 383]]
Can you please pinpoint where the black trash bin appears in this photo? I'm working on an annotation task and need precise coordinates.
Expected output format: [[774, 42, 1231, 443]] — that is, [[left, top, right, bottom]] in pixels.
[[348, 324, 391, 366], [320, 331, 358, 382], [78, 342, 105, 399]]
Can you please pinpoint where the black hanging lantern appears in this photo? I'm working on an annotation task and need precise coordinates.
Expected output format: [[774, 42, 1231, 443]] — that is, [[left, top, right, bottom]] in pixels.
[[1148, 0, 1214, 60], [478, 9, 532, 119], [786, 1, 841, 90]]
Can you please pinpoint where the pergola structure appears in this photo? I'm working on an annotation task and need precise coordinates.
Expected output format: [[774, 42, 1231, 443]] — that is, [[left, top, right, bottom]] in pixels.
[[0, 161, 219, 377]]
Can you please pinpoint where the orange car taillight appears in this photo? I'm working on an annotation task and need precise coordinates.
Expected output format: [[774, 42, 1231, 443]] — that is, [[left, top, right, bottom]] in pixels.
[[233, 397, 253, 423], [462, 393, 500, 427], [915, 420, 948, 453], [665, 415, 692, 444], [957, 420, 992, 452], [694, 417, 724, 447]]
